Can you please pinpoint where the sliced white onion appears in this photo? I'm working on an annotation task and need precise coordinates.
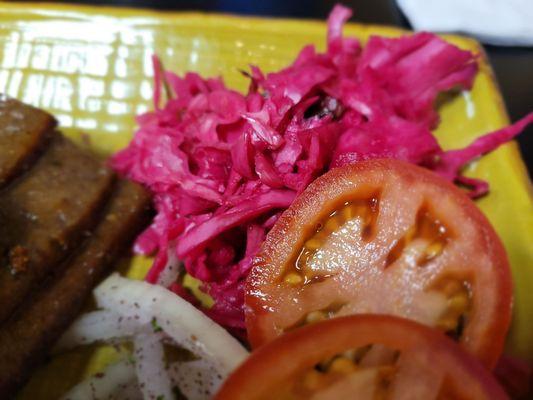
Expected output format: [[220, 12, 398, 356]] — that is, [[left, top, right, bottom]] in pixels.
[[94, 273, 248, 375], [61, 358, 139, 400], [62, 274, 249, 399], [157, 242, 182, 287], [134, 332, 174, 400], [168, 358, 223, 400], [54, 310, 142, 353]]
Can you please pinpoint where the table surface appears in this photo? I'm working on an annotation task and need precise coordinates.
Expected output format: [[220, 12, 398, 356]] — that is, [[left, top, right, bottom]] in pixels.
[[24, 0, 533, 174]]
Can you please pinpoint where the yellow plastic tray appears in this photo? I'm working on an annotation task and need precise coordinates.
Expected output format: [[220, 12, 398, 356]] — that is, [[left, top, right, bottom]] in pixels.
[[0, 3, 531, 398]]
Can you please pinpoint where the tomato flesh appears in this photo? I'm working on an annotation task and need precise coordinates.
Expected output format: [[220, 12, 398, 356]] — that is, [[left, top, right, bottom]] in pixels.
[[216, 315, 508, 400], [245, 159, 512, 368]]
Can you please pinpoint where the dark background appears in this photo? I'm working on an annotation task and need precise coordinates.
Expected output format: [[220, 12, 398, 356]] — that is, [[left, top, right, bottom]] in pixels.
[[34, 0, 533, 174]]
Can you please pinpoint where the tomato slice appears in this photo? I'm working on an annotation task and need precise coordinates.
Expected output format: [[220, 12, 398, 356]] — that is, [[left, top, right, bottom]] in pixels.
[[216, 315, 508, 400], [245, 159, 512, 368]]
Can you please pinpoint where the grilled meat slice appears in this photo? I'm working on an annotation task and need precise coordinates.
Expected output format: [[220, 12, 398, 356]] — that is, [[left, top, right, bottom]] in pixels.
[[0, 179, 151, 398], [0, 133, 115, 323], [0, 97, 56, 188]]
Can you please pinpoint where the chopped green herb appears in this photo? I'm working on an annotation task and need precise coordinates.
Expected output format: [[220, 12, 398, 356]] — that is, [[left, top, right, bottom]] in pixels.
[[151, 317, 163, 333]]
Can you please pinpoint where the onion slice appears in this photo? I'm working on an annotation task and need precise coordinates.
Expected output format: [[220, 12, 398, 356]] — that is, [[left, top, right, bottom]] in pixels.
[[94, 274, 248, 375], [61, 359, 139, 400], [61, 274, 249, 399], [54, 310, 141, 353], [168, 358, 224, 400], [134, 332, 174, 400]]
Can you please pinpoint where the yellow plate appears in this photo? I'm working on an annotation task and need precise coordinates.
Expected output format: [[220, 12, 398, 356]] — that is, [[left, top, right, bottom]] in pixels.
[[0, 3, 531, 398]]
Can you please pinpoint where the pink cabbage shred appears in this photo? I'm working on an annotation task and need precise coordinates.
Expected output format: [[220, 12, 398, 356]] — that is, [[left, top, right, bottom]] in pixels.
[[112, 5, 532, 335]]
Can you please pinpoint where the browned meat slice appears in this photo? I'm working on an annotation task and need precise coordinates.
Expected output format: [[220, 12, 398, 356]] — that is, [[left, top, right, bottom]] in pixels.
[[0, 96, 56, 187], [0, 134, 115, 323], [0, 180, 151, 398]]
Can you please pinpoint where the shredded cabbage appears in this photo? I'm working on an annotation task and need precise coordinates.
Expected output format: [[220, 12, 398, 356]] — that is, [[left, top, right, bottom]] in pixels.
[[112, 4, 532, 334]]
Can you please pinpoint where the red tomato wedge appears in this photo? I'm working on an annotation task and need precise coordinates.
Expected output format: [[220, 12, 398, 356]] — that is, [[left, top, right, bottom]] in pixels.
[[245, 159, 512, 368], [217, 315, 508, 400]]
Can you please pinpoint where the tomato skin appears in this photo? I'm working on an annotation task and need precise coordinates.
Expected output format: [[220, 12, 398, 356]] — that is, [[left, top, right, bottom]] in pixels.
[[216, 315, 509, 400], [245, 159, 512, 369], [494, 355, 532, 399]]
